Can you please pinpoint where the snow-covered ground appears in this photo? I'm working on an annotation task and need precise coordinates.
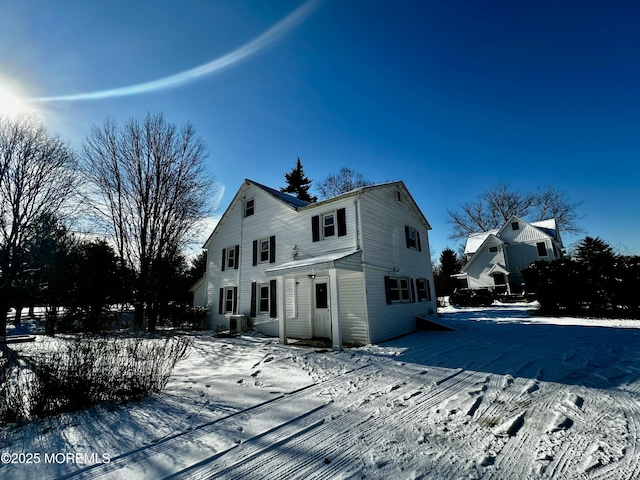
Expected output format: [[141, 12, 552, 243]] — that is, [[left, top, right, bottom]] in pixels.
[[3, 304, 640, 479]]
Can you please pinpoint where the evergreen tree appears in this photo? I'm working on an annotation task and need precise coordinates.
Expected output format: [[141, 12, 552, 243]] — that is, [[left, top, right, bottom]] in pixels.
[[281, 158, 317, 202], [434, 248, 463, 297]]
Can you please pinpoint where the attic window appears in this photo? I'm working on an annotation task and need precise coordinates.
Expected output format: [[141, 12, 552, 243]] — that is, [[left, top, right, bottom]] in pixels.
[[489, 246, 498, 254], [511, 222, 520, 231], [396, 191, 402, 203], [244, 198, 255, 217]]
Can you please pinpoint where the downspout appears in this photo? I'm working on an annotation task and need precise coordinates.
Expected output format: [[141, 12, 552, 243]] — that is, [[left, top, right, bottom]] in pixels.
[[237, 198, 244, 311]]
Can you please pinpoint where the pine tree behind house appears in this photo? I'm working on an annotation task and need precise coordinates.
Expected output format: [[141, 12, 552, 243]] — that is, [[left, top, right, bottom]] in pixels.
[[281, 158, 317, 202]]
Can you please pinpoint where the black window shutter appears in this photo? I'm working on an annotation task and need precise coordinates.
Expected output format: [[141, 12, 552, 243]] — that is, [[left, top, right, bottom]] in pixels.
[[404, 226, 411, 248], [269, 235, 276, 263], [234, 245, 240, 269], [233, 286, 238, 314], [410, 278, 416, 303], [337, 208, 347, 237], [426, 280, 432, 301], [250, 282, 257, 317], [218, 287, 224, 314], [417, 231, 422, 252], [269, 279, 277, 317], [384, 276, 391, 305], [252, 240, 258, 266], [311, 215, 320, 242], [221, 248, 226, 271]]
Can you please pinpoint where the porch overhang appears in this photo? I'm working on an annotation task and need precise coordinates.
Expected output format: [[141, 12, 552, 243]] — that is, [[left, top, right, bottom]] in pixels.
[[265, 250, 362, 277], [487, 263, 510, 276], [265, 250, 361, 352]]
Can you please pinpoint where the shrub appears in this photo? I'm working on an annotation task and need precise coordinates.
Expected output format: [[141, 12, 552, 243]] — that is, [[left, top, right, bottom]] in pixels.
[[0, 333, 192, 425]]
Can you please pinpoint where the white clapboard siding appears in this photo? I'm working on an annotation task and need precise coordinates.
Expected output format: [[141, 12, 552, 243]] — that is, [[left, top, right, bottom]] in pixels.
[[358, 184, 437, 344], [204, 179, 436, 345], [337, 271, 368, 345]]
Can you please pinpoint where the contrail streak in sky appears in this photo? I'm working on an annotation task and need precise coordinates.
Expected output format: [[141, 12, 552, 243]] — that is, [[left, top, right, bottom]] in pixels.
[[30, 0, 321, 103]]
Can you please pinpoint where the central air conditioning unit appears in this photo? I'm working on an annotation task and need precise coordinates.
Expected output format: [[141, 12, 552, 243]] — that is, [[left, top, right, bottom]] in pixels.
[[229, 315, 248, 333]]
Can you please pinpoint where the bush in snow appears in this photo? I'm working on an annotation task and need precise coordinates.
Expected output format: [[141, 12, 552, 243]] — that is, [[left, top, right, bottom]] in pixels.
[[0, 333, 192, 425]]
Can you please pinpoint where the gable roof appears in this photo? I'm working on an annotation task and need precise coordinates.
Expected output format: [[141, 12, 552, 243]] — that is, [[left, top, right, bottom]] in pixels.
[[203, 179, 431, 248], [464, 229, 500, 255], [300, 180, 432, 230], [530, 218, 560, 242]]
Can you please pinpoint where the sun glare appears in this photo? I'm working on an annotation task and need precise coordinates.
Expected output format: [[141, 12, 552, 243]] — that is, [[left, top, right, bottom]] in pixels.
[[0, 86, 28, 117]]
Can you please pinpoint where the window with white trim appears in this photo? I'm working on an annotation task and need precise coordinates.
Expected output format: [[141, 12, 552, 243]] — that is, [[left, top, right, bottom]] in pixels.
[[388, 277, 411, 303], [226, 247, 236, 269], [405, 226, 421, 251], [218, 286, 237, 314], [512, 221, 520, 231], [323, 212, 335, 238], [489, 246, 498, 254], [416, 278, 431, 301], [244, 198, 255, 217], [258, 283, 270, 313], [259, 238, 270, 263]]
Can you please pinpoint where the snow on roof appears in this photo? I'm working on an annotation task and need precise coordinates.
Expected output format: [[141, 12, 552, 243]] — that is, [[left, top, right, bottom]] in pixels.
[[266, 250, 361, 275], [464, 230, 499, 254], [248, 180, 311, 209], [531, 218, 559, 240]]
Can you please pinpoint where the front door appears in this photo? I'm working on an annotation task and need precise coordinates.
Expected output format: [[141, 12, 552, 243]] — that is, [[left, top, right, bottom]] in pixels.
[[313, 279, 331, 338]]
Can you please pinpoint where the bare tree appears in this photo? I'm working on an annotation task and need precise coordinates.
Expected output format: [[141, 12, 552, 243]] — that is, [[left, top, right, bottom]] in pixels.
[[447, 182, 583, 240], [317, 167, 374, 199], [82, 113, 217, 331], [0, 113, 77, 338]]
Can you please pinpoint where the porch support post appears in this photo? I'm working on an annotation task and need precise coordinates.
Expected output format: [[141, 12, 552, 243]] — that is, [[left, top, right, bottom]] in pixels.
[[329, 269, 341, 351], [277, 276, 287, 345]]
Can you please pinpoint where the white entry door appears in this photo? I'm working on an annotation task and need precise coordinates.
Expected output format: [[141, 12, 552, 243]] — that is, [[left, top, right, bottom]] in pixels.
[[313, 279, 331, 338]]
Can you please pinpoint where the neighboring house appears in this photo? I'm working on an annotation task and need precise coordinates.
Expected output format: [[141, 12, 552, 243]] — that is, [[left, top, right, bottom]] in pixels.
[[201, 179, 437, 349], [454, 216, 564, 294], [190, 275, 207, 308]]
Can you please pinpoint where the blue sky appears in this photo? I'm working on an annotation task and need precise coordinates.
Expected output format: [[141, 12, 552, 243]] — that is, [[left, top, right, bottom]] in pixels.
[[1, 0, 639, 259]]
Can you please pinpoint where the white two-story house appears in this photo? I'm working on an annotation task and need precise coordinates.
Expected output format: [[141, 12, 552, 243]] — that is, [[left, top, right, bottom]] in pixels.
[[201, 179, 437, 349], [454, 216, 564, 294]]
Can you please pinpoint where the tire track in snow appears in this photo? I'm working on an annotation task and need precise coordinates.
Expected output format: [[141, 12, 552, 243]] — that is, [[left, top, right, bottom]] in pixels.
[[166, 367, 488, 480], [584, 390, 640, 480], [58, 362, 379, 480]]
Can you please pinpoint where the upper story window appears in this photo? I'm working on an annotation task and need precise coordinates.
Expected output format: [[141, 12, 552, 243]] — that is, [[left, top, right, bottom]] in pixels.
[[260, 239, 270, 262], [396, 191, 402, 203], [323, 213, 335, 238], [221, 245, 239, 271], [405, 226, 422, 251], [489, 246, 498, 254], [511, 221, 520, 231], [312, 208, 347, 242], [253, 236, 276, 265], [536, 241, 548, 257], [244, 198, 255, 217]]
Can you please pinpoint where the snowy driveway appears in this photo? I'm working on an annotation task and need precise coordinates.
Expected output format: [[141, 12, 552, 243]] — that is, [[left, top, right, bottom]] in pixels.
[[3, 304, 640, 479]]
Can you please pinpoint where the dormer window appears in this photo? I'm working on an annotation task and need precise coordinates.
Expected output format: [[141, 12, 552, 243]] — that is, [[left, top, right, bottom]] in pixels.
[[244, 198, 255, 217], [511, 222, 520, 231]]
